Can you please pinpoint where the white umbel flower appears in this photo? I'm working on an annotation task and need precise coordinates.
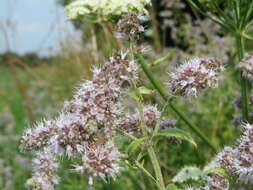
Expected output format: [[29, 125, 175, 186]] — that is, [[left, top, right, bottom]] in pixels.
[[65, 0, 151, 22]]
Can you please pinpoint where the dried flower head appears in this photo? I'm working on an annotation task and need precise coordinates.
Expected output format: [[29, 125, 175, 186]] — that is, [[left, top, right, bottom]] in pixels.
[[74, 141, 121, 185], [168, 58, 224, 97], [116, 13, 146, 41], [238, 52, 253, 80]]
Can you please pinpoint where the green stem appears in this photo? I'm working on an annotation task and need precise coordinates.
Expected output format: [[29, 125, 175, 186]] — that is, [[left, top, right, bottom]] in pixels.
[[237, 36, 249, 121], [135, 54, 217, 152], [138, 98, 165, 190], [147, 146, 165, 190]]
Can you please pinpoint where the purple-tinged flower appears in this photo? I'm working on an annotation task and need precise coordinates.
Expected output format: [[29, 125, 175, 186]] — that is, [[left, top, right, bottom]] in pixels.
[[214, 146, 237, 174], [20, 120, 56, 152], [50, 112, 90, 157], [26, 150, 59, 190], [234, 124, 253, 184], [116, 13, 145, 41], [74, 141, 121, 185], [143, 105, 161, 128], [118, 105, 161, 134], [117, 112, 141, 133], [205, 173, 229, 190], [168, 58, 224, 97]]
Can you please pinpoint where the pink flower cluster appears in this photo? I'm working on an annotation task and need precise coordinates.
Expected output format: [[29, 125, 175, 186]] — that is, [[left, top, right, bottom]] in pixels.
[[117, 105, 161, 133], [20, 52, 139, 188], [206, 123, 253, 189], [168, 58, 224, 97]]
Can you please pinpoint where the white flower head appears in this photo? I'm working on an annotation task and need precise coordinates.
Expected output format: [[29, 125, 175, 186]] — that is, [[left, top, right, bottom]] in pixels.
[[65, 0, 151, 23]]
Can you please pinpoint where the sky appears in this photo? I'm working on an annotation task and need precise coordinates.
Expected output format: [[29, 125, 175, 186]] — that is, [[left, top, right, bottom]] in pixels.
[[0, 0, 79, 56]]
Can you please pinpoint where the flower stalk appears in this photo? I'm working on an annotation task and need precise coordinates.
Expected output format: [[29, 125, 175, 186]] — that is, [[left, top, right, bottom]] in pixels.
[[135, 54, 217, 152], [147, 146, 165, 190]]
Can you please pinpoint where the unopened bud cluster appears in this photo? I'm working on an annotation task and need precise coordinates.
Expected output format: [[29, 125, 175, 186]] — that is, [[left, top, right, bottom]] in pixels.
[[168, 58, 224, 97]]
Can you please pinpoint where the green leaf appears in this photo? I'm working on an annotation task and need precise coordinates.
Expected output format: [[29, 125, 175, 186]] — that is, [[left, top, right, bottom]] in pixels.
[[205, 168, 229, 179], [153, 49, 176, 66], [138, 86, 154, 95], [154, 128, 197, 147], [166, 184, 179, 190], [128, 86, 154, 102], [127, 137, 147, 154]]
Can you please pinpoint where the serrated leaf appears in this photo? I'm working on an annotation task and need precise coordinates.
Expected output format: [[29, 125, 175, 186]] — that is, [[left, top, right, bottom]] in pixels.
[[127, 137, 147, 154], [205, 168, 229, 179], [166, 184, 179, 190], [154, 128, 197, 147]]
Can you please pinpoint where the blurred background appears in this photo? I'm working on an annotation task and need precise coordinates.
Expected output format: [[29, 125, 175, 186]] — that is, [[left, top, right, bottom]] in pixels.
[[0, 0, 245, 189]]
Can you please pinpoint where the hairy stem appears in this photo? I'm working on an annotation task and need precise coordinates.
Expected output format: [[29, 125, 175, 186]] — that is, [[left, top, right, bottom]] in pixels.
[[135, 54, 217, 152]]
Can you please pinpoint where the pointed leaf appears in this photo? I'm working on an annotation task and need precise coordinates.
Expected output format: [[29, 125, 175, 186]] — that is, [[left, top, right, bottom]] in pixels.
[[127, 137, 147, 154], [154, 128, 197, 147], [138, 86, 154, 95], [128, 86, 154, 102]]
